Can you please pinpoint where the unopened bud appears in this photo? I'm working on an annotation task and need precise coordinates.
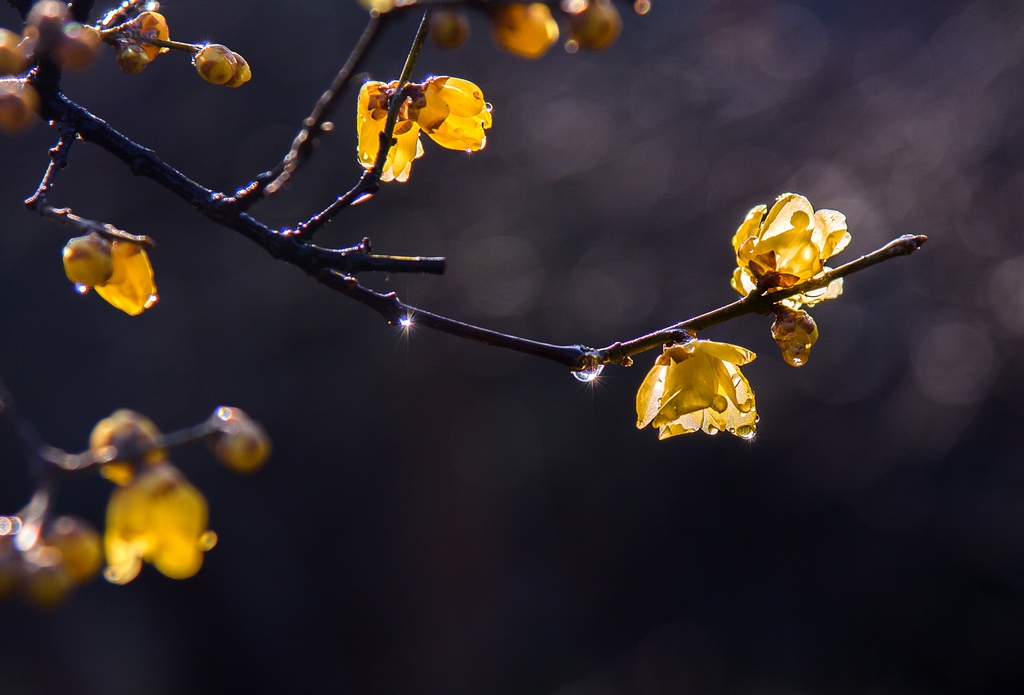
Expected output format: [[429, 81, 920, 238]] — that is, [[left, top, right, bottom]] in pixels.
[[567, 0, 622, 51], [209, 407, 271, 474], [63, 232, 114, 286], [771, 306, 818, 367], [429, 9, 470, 50]]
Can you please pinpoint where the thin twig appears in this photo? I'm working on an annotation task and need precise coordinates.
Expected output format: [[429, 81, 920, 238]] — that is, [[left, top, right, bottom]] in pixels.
[[292, 10, 431, 239], [255, 15, 385, 201], [594, 234, 929, 366]]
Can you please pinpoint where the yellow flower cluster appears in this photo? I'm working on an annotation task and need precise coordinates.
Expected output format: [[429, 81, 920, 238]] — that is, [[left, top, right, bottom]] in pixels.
[[357, 76, 492, 182], [63, 232, 158, 315], [636, 193, 853, 440], [90, 410, 216, 585]]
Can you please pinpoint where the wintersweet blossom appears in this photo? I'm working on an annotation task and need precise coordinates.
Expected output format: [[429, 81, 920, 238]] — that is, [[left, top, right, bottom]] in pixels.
[[731, 193, 850, 308], [357, 76, 491, 183], [636, 340, 757, 439], [104, 462, 215, 584]]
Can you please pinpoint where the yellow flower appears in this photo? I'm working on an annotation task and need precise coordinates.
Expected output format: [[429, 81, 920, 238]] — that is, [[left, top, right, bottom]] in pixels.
[[104, 462, 215, 584], [357, 76, 491, 183], [731, 193, 850, 308], [491, 3, 560, 59], [411, 77, 492, 150], [636, 340, 757, 439], [82, 238, 158, 316]]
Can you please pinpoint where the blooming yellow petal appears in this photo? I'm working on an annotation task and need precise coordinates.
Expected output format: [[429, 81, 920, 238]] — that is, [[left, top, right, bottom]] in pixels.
[[93, 241, 157, 316], [417, 76, 492, 151], [103, 463, 212, 584], [732, 204, 767, 254]]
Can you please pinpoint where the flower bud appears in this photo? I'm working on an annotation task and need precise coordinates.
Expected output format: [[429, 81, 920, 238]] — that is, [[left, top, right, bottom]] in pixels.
[[193, 44, 238, 85], [115, 41, 151, 74], [90, 409, 167, 483], [57, 23, 102, 70], [0, 28, 28, 76], [429, 9, 470, 50], [210, 407, 271, 474], [46, 516, 102, 583], [0, 82, 39, 134], [133, 11, 169, 61], [771, 306, 819, 367], [63, 232, 114, 286], [567, 0, 622, 51], [491, 3, 559, 60]]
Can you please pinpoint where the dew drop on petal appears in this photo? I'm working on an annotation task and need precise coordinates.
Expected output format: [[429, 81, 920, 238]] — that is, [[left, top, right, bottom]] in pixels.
[[572, 363, 604, 383], [199, 531, 218, 551], [74, 283, 89, 295], [144, 293, 158, 309], [736, 425, 755, 439]]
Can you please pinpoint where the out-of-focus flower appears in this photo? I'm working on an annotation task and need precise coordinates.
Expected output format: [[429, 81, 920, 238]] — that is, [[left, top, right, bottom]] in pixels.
[[89, 408, 167, 484], [731, 193, 850, 308], [357, 0, 394, 13], [209, 407, 271, 474], [491, 3, 559, 59], [0, 82, 39, 134], [771, 305, 818, 367], [567, 0, 622, 51], [104, 461, 215, 584], [0, 28, 30, 76], [357, 76, 491, 182], [429, 8, 470, 50], [64, 234, 158, 315], [636, 339, 757, 439]]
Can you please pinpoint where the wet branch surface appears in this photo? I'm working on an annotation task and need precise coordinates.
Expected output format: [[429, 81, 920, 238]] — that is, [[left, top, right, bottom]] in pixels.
[[12, 1, 926, 375]]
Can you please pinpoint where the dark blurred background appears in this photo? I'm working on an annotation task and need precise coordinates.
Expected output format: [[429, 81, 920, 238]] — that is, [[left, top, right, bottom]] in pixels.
[[2, 0, 1023, 692]]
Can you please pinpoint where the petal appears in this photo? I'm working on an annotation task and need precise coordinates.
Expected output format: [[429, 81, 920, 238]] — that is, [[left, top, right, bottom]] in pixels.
[[636, 362, 667, 429], [689, 340, 756, 366], [427, 113, 488, 151], [94, 242, 156, 316], [732, 204, 767, 254], [759, 193, 814, 242], [814, 208, 851, 259], [437, 77, 487, 117], [731, 267, 756, 297]]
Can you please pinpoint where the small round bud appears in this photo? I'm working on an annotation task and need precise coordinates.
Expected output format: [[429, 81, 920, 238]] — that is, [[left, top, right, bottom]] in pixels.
[[210, 407, 271, 474], [57, 23, 101, 70], [45, 516, 102, 584], [63, 232, 114, 286], [0, 82, 39, 134], [90, 409, 166, 477], [771, 306, 819, 367], [567, 0, 622, 51], [23, 563, 73, 609], [0, 28, 28, 76], [193, 44, 237, 85], [429, 9, 470, 50], [115, 42, 151, 74]]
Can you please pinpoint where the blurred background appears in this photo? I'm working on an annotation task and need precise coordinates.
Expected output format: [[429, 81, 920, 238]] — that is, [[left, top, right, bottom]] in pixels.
[[2, 0, 1023, 692]]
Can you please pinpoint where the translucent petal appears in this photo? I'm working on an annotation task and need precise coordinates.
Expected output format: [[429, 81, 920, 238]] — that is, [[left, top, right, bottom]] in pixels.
[[94, 242, 156, 316], [732, 204, 766, 254], [760, 193, 815, 242]]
